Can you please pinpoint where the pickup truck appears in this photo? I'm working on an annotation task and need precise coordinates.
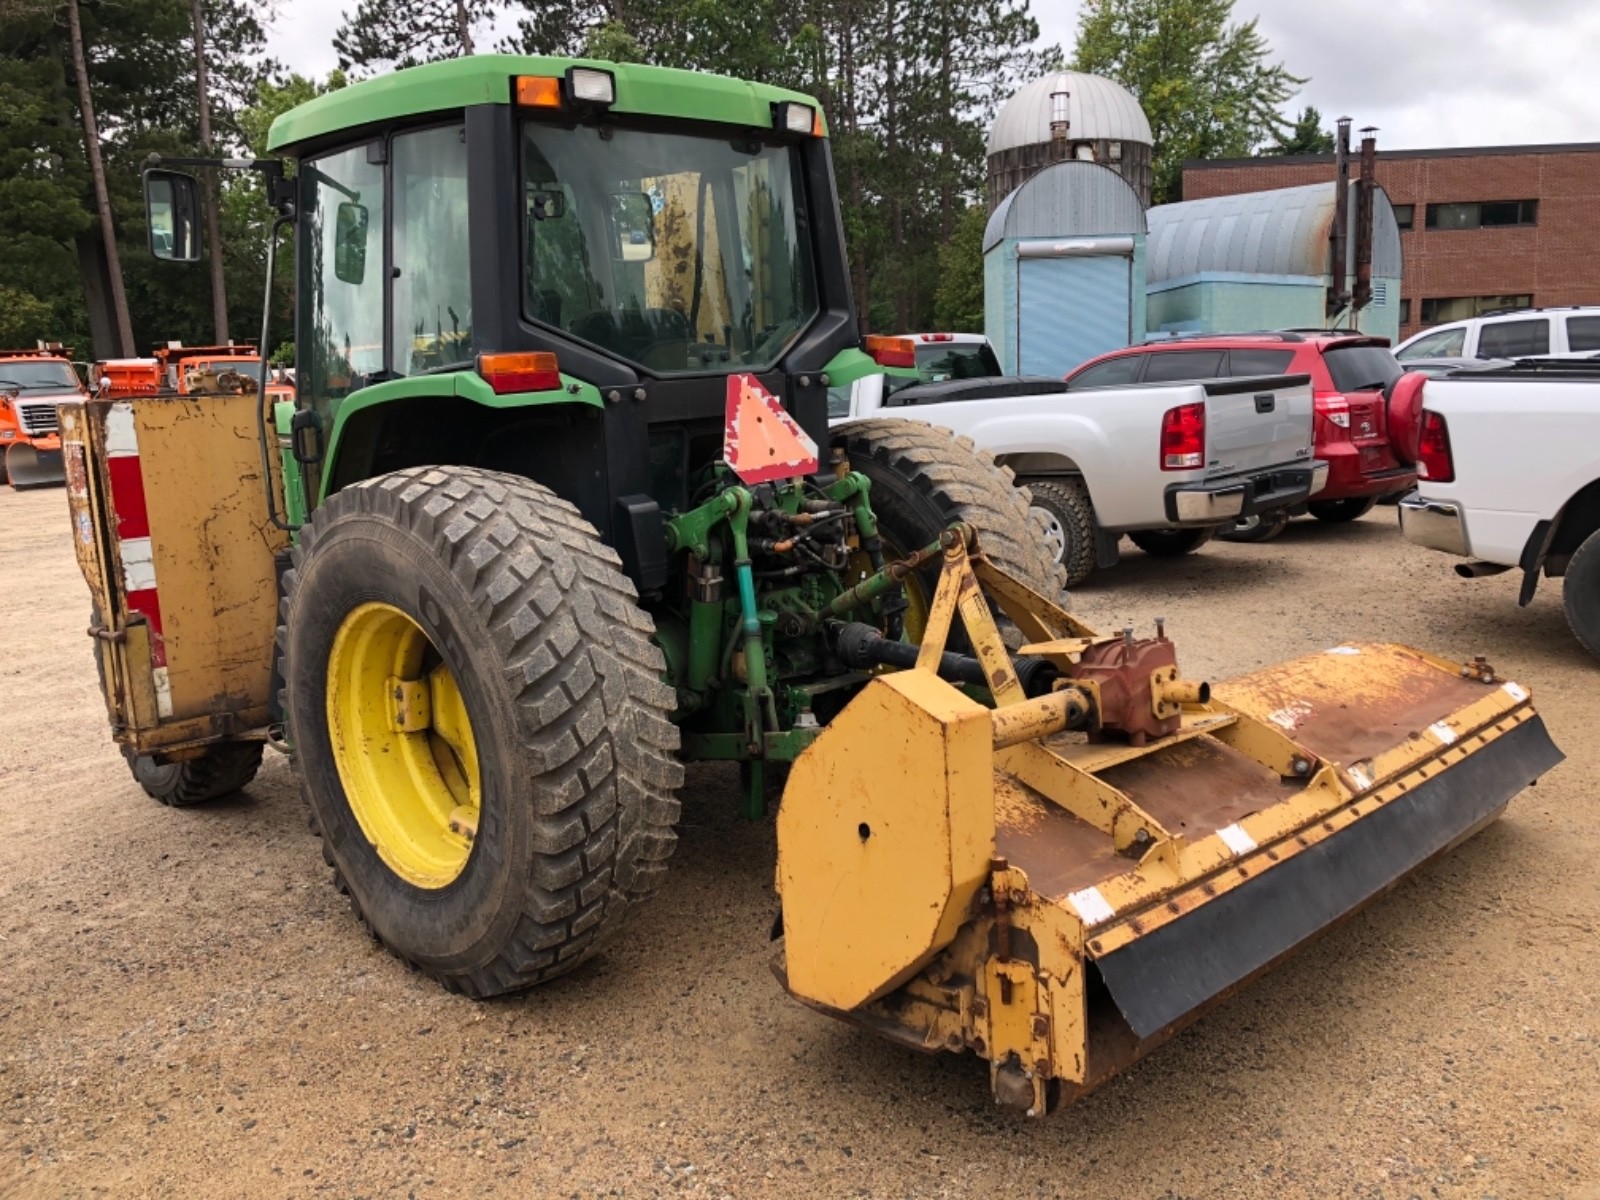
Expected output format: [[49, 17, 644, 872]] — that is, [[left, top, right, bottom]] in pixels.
[[829, 370, 1324, 586], [1396, 359, 1600, 659]]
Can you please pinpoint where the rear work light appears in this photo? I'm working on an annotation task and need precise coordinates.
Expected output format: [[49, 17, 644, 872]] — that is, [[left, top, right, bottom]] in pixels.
[[772, 101, 820, 136], [567, 67, 616, 106], [863, 335, 916, 369], [1417, 409, 1455, 482], [478, 352, 561, 395], [1160, 401, 1206, 470]]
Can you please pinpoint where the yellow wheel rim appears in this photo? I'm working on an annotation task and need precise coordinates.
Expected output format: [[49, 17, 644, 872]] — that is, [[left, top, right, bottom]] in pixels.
[[850, 536, 931, 645], [325, 602, 481, 890]]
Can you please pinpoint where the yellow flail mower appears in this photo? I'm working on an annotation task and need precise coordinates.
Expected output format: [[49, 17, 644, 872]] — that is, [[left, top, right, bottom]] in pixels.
[[776, 526, 1562, 1116]]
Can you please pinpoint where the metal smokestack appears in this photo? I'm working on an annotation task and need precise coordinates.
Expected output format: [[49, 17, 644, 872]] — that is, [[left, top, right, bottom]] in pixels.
[[1050, 90, 1070, 162], [1328, 116, 1352, 319], [1353, 126, 1378, 313]]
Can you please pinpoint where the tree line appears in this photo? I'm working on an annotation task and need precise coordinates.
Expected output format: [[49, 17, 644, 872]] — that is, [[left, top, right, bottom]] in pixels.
[[0, 0, 1316, 358]]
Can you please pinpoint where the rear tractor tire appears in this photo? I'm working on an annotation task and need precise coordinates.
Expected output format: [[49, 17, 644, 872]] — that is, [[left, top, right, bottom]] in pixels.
[[1019, 477, 1097, 588], [1127, 527, 1215, 558], [127, 743, 264, 807], [836, 419, 1070, 607], [280, 466, 683, 998], [1308, 497, 1377, 523]]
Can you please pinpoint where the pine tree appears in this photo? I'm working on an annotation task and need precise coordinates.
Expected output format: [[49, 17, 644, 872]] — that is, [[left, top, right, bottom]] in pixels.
[[333, 0, 492, 74], [1271, 105, 1336, 156]]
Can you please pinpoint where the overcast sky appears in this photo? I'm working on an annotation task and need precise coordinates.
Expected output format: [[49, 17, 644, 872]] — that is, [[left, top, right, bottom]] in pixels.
[[265, 0, 1600, 151]]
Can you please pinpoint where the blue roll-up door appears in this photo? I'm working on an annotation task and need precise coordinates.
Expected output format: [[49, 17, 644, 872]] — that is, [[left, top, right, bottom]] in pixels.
[[1018, 253, 1133, 377]]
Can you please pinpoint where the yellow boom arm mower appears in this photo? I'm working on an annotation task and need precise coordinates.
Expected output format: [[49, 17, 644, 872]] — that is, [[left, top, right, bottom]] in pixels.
[[776, 528, 1562, 1116]]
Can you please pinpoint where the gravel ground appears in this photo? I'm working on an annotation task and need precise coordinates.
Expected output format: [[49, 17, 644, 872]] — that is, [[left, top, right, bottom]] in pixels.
[[2, 486, 1597, 1199]]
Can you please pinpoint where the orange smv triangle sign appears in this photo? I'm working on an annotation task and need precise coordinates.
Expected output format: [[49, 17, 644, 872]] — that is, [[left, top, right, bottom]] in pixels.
[[722, 374, 819, 484]]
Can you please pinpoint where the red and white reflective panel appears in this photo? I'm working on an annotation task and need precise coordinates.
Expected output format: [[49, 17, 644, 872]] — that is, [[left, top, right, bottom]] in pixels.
[[104, 402, 171, 717], [723, 374, 819, 485]]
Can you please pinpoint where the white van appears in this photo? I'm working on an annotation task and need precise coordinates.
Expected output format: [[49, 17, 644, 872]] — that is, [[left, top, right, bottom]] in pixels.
[[1395, 306, 1600, 362]]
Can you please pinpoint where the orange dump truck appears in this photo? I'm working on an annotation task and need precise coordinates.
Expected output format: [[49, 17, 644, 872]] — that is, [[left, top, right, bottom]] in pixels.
[[152, 342, 292, 403], [0, 344, 82, 489]]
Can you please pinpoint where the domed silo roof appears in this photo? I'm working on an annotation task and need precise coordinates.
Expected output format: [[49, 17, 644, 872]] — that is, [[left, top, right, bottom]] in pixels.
[[986, 71, 1152, 157]]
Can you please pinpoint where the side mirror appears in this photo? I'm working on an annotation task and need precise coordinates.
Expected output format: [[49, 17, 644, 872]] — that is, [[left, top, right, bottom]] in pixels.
[[612, 192, 655, 262], [144, 168, 202, 263], [334, 201, 370, 285], [529, 189, 566, 221]]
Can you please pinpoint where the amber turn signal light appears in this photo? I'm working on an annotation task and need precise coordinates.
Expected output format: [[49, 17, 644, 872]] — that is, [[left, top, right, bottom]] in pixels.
[[478, 351, 561, 394]]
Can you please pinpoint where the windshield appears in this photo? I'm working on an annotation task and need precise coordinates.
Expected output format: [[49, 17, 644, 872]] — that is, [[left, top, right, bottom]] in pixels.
[[522, 121, 817, 375], [0, 361, 78, 393], [1323, 344, 1403, 392], [915, 343, 1001, 382]]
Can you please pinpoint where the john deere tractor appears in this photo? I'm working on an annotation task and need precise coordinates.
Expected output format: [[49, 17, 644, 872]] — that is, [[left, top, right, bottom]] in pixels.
[[62, 56, 1560, 1115]]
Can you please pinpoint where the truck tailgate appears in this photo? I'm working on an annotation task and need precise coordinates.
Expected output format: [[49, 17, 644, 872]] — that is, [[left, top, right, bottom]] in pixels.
[[1204, 375, 1314, 477]]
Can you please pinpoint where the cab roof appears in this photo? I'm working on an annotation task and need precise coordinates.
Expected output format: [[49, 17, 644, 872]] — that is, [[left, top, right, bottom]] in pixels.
[[267, 54, 824, 155]]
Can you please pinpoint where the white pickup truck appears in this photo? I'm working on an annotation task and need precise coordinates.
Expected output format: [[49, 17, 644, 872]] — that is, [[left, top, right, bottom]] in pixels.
[[830, 370, 1324, 585], [1397, 360, 1600, 659]]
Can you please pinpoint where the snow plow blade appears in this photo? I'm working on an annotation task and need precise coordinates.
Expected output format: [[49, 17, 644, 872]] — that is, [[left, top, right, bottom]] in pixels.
[[5, 440, 65, 489], [775, 528, 1563, 1116]]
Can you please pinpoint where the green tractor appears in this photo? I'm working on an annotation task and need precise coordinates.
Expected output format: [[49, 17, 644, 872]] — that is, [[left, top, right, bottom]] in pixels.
[[110, 55, 1063, 997]]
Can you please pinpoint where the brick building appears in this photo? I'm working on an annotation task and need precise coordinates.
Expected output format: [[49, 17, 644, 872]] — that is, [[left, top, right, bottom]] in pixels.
[[1183, 142, 1600, 341]]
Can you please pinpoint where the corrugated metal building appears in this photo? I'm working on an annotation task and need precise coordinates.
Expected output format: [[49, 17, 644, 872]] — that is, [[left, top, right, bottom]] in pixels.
[[983, 161, 1148, 376], [1144, 182, 1403, 339]]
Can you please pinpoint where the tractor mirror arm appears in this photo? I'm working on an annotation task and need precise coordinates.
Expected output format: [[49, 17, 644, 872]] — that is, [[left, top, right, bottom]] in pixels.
[[142, 153, 296, 217]]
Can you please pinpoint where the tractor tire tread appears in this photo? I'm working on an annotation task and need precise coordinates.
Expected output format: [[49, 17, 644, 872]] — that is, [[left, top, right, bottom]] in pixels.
[[837, 419, 1068, 598], [280, 466, 681, 998]]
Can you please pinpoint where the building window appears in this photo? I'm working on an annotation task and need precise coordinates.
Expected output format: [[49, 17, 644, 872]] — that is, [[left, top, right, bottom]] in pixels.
[[1424, 200, 1538, 230], [1399, 298, 1411, 324], [1393, 204, 1414, 231], [1419, 295, 1533, 325]]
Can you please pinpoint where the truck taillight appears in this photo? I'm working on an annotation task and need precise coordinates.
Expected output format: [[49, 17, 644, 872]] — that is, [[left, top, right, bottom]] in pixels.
[[477, 352, 561, 394], [864, 335, 915, 368], [1417, 409, 1454, 482], [1160, 402, 1206, 470]]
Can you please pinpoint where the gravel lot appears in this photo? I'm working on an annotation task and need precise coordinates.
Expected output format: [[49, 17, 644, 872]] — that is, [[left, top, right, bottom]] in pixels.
[[2, 485, 1597, 1199]]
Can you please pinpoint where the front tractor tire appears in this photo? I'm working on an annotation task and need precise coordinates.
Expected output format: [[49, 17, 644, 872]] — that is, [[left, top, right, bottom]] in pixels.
[[280, 466, 682, 998], [836, 419, 1070, 604]]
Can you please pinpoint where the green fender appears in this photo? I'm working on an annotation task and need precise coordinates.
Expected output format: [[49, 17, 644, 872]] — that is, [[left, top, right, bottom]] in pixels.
[[315, 370, 604, 507]]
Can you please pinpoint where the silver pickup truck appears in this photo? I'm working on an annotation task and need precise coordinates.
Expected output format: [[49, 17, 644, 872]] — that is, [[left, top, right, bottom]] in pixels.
[[830, 372, 1325, 585]]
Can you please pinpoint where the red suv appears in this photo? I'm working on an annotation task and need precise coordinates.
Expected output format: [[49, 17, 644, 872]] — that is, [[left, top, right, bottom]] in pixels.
[[1065, 332, 1416, 540]]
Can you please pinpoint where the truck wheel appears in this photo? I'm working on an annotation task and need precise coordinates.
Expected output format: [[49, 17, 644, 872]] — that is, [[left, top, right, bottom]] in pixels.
[[1218, 511, 1290, 543], [127, 743, 264, 807], [1127, 528, 1214, 558], [1020, 478, 1096, 588], [1308, 497, 1377, 523], [836, 420, 1070, 621], [280, 466, 682, 998], [1562, 527, 1600, 661]]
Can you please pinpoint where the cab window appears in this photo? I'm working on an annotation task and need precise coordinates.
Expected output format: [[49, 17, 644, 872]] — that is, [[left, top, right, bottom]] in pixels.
[[300, 143, 386, 426], [1142, 350, 1224, 382], [1067, 354, 1143, 389], [1396, 326, 1465, 360], [1478, 318, 1550, 358], [391, 125, 472, 375]]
